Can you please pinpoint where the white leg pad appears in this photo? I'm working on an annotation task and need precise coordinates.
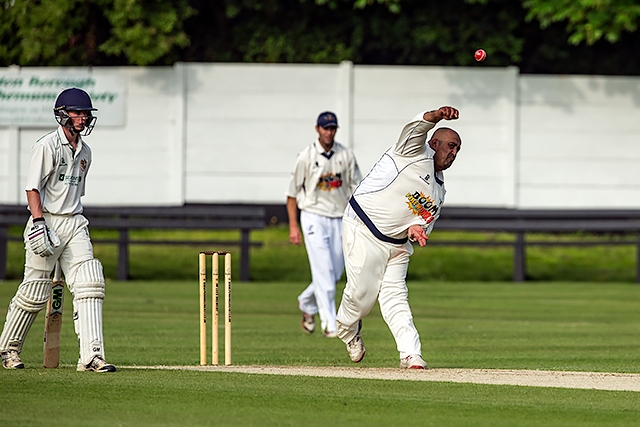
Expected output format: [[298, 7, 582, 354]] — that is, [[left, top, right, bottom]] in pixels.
[[71, 259, 105, 299], [0, 279, 51, 353], [74, 298, 106, 365], [70, 259, 107, 365]]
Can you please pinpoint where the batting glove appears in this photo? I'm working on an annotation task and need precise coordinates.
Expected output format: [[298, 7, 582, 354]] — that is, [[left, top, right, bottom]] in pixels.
[[27, 218, 60, 257]]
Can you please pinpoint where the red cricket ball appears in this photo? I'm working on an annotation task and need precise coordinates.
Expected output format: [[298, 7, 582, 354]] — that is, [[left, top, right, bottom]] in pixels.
[[474, 49, 487, 62]]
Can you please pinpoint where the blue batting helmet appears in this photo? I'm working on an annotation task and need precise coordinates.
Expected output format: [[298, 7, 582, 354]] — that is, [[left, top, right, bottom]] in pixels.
[[53, 88, 98, 136], [54, 88, 97, 113]]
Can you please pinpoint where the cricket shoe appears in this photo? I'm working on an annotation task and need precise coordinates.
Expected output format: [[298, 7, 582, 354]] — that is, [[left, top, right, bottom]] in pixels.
[[346, 320, 365, 363], [77, 356, 116, 373], [399, 354, 427, 369], [323, 329, 337, 338], [301, 312, 315, 334], [1, 350, 24, 369]]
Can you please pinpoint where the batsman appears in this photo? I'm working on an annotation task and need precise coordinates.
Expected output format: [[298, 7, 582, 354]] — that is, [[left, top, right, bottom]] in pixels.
[[0, 87, 115, 372]]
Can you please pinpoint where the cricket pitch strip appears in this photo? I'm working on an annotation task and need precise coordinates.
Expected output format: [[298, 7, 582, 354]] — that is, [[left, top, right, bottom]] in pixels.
[[123, 365, 640, 392]]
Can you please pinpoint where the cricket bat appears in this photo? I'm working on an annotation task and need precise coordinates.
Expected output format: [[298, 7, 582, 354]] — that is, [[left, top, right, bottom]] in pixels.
[[43, 261, 65, 368]]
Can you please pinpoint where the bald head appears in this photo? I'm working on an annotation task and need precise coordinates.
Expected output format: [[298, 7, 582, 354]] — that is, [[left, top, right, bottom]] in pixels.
[[428, 127, 462, 171]]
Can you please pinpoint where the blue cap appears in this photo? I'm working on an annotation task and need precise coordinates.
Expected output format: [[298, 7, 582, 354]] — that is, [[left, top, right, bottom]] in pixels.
[[317, 111, 338, 128]]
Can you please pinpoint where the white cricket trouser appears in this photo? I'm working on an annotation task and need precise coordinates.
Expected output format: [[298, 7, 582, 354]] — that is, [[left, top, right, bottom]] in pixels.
[[297, 211, 344, 334], [24, 214, 95, 282], [336, 215, 421, 358]]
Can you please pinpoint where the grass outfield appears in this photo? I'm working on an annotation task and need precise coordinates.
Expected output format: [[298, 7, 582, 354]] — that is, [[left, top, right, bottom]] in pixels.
[[0, 279, 639, 426], [3, 226, 638, 282]]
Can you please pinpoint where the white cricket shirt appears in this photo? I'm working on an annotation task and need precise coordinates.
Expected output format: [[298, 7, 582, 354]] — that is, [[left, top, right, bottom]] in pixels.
[[287, 139, 362, 218], [347, 112, 446, 243], [24, 126, 92, 215]]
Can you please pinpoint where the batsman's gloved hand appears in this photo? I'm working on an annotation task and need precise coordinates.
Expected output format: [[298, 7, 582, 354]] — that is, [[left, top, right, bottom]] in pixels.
[[27, 217, 60, 257]]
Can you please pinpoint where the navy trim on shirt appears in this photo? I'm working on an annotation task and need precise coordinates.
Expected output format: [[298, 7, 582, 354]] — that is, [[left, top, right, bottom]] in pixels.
[[349, 197, 408, 245], [321, 151, 334, 160]]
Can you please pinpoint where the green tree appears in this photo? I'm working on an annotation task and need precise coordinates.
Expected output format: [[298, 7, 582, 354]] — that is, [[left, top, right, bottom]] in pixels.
[[0, 0, 193, 66], [0, 0, 100, 66], [1, 0, 639, 74], [522, 0, 640, 44], [185, 0, 524, 65], [100, 0, 194, 65]]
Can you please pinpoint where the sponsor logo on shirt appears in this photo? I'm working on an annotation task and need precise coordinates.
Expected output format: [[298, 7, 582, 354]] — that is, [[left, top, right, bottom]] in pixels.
[[58, 174, 82, 186], [317, 172, 343, 191], [405, 191, 438, 223]]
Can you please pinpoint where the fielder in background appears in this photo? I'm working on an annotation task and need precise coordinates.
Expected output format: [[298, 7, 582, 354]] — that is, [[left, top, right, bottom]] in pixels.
[[336, 106, 461, 369], [286, 111, 362, 338], [0, 87, 115, 372]]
